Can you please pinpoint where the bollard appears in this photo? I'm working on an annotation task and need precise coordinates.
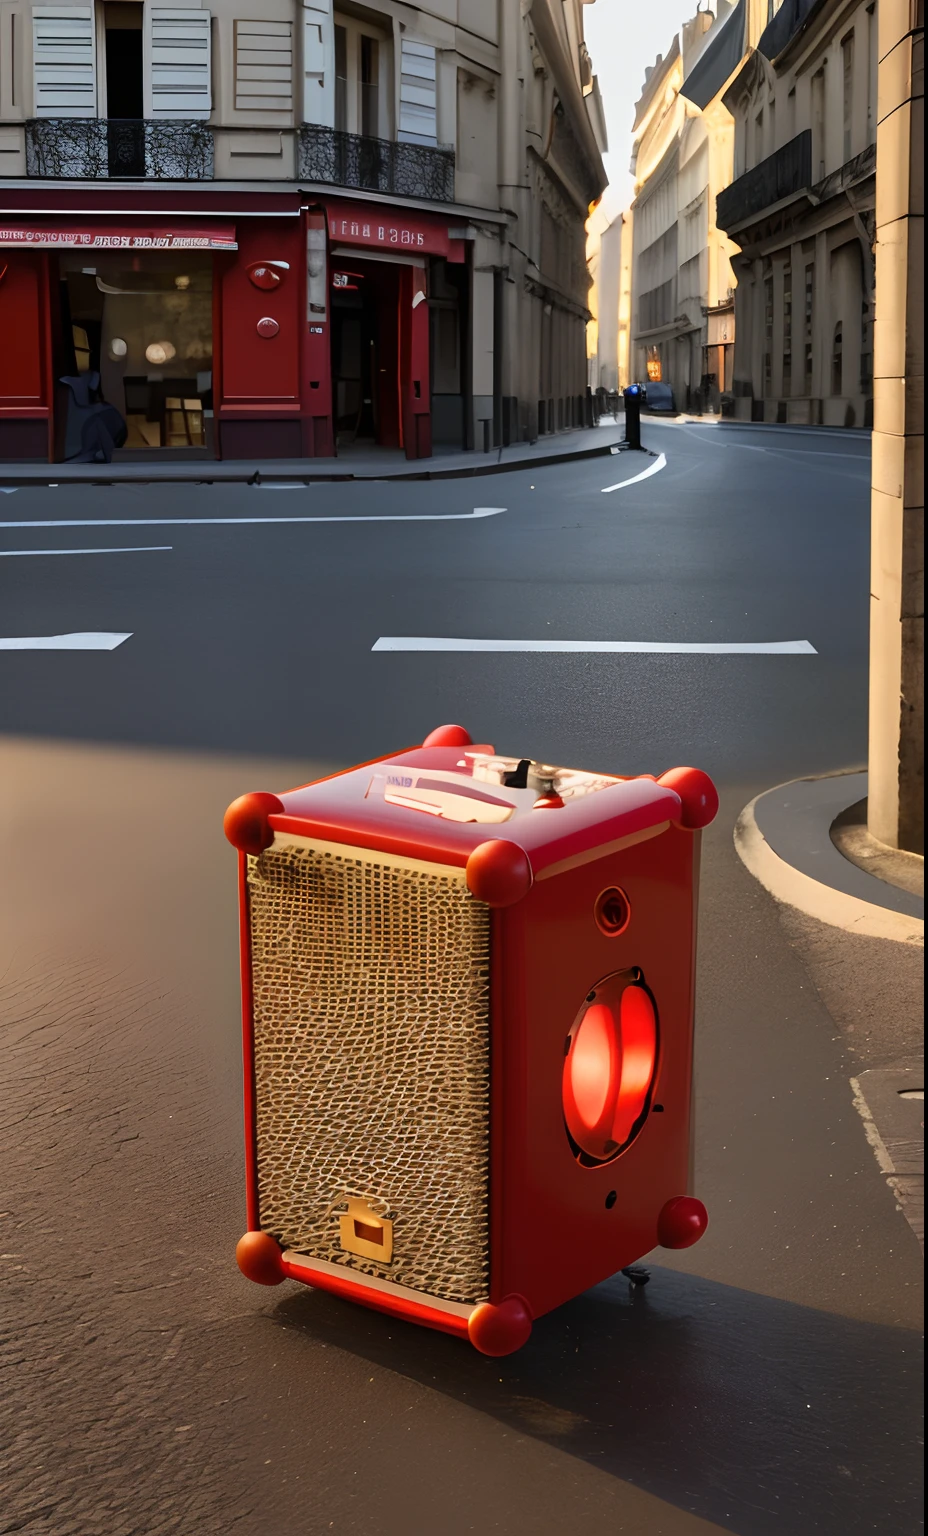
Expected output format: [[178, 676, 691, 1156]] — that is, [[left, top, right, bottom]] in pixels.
[[623, 384, 642, 450]]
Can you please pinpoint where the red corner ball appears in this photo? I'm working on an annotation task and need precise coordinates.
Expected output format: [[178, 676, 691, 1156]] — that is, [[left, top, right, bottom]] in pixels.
[[223, 792, 284, 855], [466, 839, 533, 907], [236, 1230, 285, 1285], [467, 1295, 533, 1356], [657, 1196, 709, 1250], [657, 767, 719, 830], [422, 724, 473, 748]]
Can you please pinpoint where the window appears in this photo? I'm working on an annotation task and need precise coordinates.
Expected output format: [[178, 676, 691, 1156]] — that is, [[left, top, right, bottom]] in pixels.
[[842, 33, 855, 161], [812, 68, 825, 179], [782, 264, 792, 396], [787, 86, 796, 140], [334, 24, 347, 131], [804, 263, 814, 393], [763, 263, 773, 395], [333, 17, 387, 138], [104, 3, 142, 121], [832, 324, 843, 395], [755, 107, 764, 165], [866, 6, 876, 143], [359, 34, 378, 138]]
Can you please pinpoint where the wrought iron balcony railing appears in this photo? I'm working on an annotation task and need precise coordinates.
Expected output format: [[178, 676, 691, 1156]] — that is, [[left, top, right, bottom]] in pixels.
[[716, 130, 812, 232], [299, 124, 455, 203], [25, 119, 214, 180]]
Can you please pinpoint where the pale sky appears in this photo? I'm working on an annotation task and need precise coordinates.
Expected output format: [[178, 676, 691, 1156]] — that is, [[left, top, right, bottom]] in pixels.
[[583, 0, 715, 220]]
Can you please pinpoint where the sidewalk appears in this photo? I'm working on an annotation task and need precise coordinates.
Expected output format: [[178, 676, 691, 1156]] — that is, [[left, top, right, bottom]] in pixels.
[[0, 420, 628, 487], [735, 769, 924, 1252]]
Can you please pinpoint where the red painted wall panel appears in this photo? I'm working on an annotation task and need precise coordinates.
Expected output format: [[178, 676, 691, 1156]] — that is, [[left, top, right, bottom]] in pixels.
[[219, 221, 301, 408], [0, 255, 46, 406]]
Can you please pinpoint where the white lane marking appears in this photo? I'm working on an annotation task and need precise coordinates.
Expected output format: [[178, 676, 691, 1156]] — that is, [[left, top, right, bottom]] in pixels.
[[0, 632, 132, 651], [372, 637, 818, 654], [1, 487, 18, 494], [255, 482, 306, 490], [0, 545, 172, 557], [0, 507, 506, 530], [601, 454, 667, 493]]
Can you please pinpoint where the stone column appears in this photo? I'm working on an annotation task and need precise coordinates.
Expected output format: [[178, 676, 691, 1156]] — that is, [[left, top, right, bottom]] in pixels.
[[869, 0, 924, 853]]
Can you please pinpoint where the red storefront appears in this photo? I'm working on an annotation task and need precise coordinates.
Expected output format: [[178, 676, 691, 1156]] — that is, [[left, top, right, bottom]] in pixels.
[[0, 188, 466, 463]]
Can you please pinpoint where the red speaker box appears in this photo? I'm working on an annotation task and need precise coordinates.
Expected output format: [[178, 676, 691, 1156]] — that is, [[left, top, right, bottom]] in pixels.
[[225, 725, 717, 1356]]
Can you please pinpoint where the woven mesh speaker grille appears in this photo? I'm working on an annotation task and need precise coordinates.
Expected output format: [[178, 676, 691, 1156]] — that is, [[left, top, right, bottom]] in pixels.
[[247, 842, 491, 1304]]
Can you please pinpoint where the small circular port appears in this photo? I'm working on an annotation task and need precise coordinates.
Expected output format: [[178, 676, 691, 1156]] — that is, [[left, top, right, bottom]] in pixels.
[[605, 1191, 617, 1209], [594, 887, 631, 936]]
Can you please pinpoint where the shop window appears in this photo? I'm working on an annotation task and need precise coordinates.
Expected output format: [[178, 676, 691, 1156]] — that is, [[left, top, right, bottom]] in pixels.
[[59, 251, 213, 451]]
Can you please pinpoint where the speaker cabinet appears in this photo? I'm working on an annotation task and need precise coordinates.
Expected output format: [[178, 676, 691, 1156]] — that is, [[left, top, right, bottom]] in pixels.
[[226, 725, 717, 1356]]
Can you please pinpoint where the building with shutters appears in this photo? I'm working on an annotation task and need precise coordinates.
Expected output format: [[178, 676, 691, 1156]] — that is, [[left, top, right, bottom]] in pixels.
[[627, 4, 748, 416], [0, 0, 607, 462], [715, 0, 878, 427]]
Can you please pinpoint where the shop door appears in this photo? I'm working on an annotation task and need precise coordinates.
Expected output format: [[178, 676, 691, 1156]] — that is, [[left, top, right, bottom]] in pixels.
[[331, 259, 401, 451]]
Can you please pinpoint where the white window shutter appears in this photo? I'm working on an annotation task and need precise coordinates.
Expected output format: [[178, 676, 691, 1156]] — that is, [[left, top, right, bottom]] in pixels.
[[399, 39, 436, 145], [149, 8, 212, 119], [33, 6, 97, 117]]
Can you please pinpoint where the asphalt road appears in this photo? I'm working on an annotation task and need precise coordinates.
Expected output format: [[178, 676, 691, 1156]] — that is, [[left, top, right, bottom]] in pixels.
[[1, 422, 921, 1536]]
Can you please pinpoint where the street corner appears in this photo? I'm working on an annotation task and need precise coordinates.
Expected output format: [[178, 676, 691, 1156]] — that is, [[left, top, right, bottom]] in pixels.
[[733, 769, 924, 947]]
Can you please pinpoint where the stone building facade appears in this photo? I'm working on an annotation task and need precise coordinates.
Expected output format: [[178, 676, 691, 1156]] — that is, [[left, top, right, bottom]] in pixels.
[[717, 0, 878, 428], [627, 5, 744, 415], [0, 0, 606, 462]]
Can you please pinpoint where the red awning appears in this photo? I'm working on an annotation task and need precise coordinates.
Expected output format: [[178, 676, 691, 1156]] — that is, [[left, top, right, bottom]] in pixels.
[[0, 223, 236, 250]]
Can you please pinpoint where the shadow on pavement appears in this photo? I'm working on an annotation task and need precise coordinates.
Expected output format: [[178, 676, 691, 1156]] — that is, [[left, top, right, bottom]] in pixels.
[[273, 1266, 923, 1536]]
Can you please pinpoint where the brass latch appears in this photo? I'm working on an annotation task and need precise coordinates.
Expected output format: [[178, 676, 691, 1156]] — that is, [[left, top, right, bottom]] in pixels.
[[338, 1197, 394, 1263]]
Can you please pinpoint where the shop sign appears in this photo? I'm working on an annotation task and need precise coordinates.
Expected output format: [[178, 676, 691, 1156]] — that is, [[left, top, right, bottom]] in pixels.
[[326, 204, 465, 261], [0, 226, 237, 250]]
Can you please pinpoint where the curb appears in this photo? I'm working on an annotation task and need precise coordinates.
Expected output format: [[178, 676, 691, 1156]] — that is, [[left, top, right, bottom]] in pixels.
[[0, 436, 635, 489], [734, 777, 924, 947]]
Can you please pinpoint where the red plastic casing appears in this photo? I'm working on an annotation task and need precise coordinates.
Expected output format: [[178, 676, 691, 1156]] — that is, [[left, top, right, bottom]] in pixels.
[[231, 740, 713, 1349]]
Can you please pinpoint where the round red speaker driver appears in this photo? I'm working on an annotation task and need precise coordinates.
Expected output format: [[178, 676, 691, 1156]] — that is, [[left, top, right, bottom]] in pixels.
[[256, 316, 280, 338], [562, 972, 658, 1164]]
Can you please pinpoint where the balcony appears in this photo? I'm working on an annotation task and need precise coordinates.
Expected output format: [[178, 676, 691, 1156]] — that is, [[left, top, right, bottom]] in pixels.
[[716, 130, 811, 233], [299, 124, 455, 203], [25, 119, 214, 180]]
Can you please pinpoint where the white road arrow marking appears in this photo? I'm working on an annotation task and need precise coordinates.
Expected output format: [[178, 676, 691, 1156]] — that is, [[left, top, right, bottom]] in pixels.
[[601, 453, 667, 492], [0, 632, 133, 651]]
